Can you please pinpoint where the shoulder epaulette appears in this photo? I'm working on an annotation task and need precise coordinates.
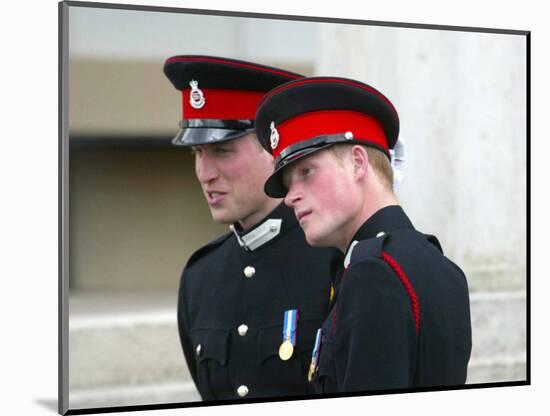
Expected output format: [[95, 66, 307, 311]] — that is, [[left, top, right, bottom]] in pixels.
[[350, 233, 389, 265], [185, 232, 233, 269], [422, 233, 443, 254]]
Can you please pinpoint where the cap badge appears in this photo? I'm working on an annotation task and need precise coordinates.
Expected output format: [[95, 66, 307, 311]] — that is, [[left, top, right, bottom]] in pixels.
[[270, 121, 280, 149], [189, 80, 205, 109]]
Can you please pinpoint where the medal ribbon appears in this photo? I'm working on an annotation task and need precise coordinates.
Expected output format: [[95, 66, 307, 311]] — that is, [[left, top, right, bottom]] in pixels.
[[283, 309, 298, 345], [311, 328, 322, 368]]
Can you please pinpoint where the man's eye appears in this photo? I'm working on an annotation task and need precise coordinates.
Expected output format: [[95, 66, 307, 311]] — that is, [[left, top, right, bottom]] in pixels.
[[190, 148, 201, 156], [215, 147, 232, 154], [302, 167, 314, 177]]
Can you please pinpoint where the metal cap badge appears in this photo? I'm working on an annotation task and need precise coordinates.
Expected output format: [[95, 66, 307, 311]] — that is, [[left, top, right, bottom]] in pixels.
[[270, 121, 279, 149], [189, 80, 205, 109]]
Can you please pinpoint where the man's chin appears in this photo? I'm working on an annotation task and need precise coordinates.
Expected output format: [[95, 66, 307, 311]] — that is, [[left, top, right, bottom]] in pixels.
[[304, 229, 330, 248], [210, 208, 238, 225]]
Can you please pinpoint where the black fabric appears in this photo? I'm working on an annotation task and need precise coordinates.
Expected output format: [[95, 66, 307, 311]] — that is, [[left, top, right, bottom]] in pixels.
[[313, 206, 472, 393], [347, 205, 414, 243], [178, 203, 343, 400], [164, 55, 302, 92]]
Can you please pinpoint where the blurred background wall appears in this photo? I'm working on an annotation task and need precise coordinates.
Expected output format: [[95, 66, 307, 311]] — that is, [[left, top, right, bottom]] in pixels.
[[66, 5, 527, 409]]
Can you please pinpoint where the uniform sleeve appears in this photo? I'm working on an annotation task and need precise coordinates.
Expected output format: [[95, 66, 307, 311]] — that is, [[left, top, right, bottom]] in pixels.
[[176, 269, 201, 395], [335, 258, 417, 392]]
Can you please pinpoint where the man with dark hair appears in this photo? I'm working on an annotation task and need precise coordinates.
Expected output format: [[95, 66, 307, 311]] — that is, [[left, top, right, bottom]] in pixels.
[[163, 57, 342, 400], [255, 76, 472, 393]]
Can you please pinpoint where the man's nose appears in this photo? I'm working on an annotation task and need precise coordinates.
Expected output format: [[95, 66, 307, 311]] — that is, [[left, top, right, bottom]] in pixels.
[[284, 184, 302, 208], [196, 156, 219, 184]]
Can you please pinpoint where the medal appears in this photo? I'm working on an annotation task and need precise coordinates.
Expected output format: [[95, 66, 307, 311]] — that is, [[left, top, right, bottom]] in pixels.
[[307, 362, 316, 382], [308, 328, 322, 382], [279, 309, 298, 361], [279, 339, 294, 361]]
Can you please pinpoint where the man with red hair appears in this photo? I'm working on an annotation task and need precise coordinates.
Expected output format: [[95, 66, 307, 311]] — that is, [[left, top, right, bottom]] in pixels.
[[256, 76, 472, 393]]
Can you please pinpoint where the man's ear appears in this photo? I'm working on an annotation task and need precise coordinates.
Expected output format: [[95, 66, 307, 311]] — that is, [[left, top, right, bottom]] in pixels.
[[350, 145, 369, 180]]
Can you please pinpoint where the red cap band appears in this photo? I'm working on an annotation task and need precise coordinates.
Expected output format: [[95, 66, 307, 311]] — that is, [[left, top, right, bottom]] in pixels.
[[273, 110, 388, 160], [182, 89, 264, 120]]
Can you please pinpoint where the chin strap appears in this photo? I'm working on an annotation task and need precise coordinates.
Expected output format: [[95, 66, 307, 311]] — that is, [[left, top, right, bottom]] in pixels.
[[390, 136, 407, 192]]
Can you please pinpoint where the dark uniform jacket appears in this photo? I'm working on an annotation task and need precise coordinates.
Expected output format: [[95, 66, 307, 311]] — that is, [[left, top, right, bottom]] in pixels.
[[178, 203, 342, 401], [313, 205, 472, 393]]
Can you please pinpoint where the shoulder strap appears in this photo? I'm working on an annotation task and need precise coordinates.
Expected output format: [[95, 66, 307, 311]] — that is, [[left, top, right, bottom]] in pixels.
[[185, 232, 233, 269], [422, 233, 443, 254], [349, 233, 389, 264]]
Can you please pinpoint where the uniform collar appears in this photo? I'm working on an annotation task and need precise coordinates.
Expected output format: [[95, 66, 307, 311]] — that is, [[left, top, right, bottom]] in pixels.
[[229, 202, 296, 251], [343, 205, 413, 268]]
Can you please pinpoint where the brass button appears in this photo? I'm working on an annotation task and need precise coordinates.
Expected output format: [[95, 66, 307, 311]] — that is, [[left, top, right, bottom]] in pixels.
[[237, 385, 249, 397], [238, 324, 249, 336], [244, 266, 255, 278], [196, 344, 202, 356], [376, 231, 385, 238]]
